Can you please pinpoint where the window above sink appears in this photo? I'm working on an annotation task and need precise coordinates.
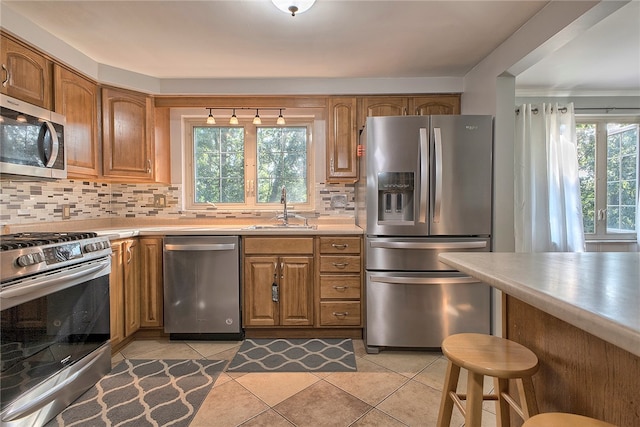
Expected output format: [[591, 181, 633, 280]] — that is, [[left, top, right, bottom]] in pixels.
[[183, 116, 315, 212]]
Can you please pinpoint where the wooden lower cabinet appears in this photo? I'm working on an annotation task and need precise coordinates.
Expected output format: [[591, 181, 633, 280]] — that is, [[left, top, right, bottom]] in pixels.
[[317, 237, 362, 327], [109, 239, 140, 347], [244, 256, 314, 326], [139, 237, 163, 328], [242, 235, 363, 337], [243, 238, 314, 328]]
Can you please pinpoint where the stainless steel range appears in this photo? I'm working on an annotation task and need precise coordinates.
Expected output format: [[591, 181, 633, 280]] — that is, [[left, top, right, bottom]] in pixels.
[[0, 232, 112, 427]]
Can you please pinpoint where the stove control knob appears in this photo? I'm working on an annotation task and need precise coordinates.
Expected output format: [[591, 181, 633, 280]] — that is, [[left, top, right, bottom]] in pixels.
[[84, 243, 99, 253], [17, 252, 44, 267]]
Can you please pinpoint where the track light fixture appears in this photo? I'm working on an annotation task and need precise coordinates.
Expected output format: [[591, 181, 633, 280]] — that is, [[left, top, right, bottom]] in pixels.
[[253, 109, 262, 125], [204, 107, 287, 125], [229, 109, 239, 125], [206, 108, 216, 125]]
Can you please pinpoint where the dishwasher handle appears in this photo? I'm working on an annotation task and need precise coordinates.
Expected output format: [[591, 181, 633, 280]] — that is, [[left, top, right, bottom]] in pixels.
[[164, 243, 236, 251]]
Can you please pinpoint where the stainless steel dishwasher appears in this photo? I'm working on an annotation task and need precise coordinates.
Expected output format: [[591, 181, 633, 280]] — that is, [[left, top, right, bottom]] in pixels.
[[163, 236, 243, 340]]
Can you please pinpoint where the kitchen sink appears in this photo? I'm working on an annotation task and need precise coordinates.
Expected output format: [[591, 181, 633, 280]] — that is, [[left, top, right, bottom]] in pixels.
[[243, 224, 317, 230]]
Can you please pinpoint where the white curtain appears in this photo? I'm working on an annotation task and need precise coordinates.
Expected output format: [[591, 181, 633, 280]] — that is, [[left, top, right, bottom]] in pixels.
[[514, 103, 585, 252]]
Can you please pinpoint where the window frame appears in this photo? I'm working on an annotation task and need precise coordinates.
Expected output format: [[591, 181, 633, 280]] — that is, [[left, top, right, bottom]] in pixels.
[[184, 117, 315, 212], [576, 115, 639, 241]]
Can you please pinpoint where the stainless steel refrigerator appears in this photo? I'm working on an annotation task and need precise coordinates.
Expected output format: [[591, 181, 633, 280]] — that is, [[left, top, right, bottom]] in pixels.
[[363, 115, 493, 353]]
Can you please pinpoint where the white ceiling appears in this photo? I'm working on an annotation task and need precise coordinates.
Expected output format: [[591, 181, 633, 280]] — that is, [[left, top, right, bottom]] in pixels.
[[2, 0, 639, 95]]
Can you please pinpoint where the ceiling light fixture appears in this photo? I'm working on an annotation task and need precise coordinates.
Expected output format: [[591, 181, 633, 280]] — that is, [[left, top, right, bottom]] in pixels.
[[271, 0, 316, 16], [206, 108, 216, 125], [277, 109, 286, 125], [253, 109, 262, 125], [229, 109, 239, 125]]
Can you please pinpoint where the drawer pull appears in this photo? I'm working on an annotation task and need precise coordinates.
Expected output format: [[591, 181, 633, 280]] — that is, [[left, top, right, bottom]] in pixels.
[[332, 312, 349, 317], [333, 286, 349, 291], [331, 243, 349, 250], [332, 262, 348, 269]]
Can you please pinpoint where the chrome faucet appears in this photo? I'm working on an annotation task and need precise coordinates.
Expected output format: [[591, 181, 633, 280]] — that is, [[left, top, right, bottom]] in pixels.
[[280, 186, 288, 225]]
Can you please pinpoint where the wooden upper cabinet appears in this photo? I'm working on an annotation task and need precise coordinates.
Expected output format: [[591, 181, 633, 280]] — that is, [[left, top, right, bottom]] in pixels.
[[1, 35, 53, 109], [358, 96, 408, 128], [327, 97, 358, 183], [102, 87, 154, 181], [54, 65, 100, 178], [409, 95, 461, 115]]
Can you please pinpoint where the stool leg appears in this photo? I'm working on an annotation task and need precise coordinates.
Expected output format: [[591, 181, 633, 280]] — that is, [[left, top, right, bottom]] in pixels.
[[516, 377, 539, 419], [494, 378, 510, 427], [466, 371, 484, 427], [437, 361, 460, 427]]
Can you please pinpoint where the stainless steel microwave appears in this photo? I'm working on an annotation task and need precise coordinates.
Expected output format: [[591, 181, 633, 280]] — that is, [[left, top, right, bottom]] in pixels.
[[0, 94, 66, 179]]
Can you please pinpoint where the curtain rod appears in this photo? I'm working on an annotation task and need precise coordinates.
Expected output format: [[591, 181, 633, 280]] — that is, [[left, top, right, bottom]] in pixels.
[[515, 106, 640, 115]]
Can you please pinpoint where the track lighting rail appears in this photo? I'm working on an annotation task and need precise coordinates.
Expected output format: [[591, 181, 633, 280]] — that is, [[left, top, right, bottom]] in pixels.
[[205, 107, 287, 125]]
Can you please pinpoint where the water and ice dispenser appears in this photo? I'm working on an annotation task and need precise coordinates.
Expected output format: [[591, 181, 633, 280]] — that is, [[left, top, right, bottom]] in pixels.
[[377, 172, 414, 223]]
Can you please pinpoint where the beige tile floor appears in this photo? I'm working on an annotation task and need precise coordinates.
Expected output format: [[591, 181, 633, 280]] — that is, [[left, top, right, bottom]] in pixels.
[[111, 339, 498, 427]]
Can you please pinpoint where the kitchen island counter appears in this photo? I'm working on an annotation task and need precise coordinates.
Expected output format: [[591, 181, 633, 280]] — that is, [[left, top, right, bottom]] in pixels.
[[439, 251, 639, 427], [438, 252, 640, 356]]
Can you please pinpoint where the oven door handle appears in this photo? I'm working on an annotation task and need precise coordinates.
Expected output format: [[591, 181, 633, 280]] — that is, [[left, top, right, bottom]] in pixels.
[[1, 347, 107, 422], [0, 261, 109, 300]]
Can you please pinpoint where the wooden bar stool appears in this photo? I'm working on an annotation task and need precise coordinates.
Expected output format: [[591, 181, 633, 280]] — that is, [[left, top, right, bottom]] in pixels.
[[437, 333, 539, 427], [523, 413, 617, 427]]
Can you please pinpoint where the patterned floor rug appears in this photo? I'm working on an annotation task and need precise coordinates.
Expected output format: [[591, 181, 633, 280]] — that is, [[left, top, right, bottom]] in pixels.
[[226, 338, 357, 372], [45, 359, 225, 427]]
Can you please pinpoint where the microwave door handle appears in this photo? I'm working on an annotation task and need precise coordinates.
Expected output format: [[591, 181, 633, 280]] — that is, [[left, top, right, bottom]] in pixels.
[[42, 121, 60, 168], [419, 128, 428, 223], [433, 127, 443, 223]]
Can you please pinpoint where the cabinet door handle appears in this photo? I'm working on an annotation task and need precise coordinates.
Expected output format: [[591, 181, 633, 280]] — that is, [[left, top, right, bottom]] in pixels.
[[1, 64, 8, 87], [331, 243, 348, 250], [332, 312, 349, 317], [126, 246, 132, 264], [333, 286, 349, 291], [332, 262, 348, 269], [146, 159, 152, 174]]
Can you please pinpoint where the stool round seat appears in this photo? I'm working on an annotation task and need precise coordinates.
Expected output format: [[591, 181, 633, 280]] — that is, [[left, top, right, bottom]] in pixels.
[[442, 333, 539, 379], [437, 333, 540, 427], [523, 413, 617, 427]]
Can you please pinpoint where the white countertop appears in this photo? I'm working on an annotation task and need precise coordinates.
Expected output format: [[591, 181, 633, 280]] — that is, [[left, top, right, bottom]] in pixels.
[[96, 223, 363, 239], [439, 252, 640, 358]]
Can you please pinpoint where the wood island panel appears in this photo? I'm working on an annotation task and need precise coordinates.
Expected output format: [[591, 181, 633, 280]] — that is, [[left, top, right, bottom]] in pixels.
[[506, 295, 639, 427]]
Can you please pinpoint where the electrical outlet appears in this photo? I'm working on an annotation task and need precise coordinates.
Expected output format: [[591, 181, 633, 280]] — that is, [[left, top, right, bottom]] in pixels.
[[330, 194, 348, 209], [153, 194, 167, 208], [62, 204, 71, 219]]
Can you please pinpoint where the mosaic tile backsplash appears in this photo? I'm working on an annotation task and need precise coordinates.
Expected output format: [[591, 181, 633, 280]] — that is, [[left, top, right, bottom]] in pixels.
[[0, 179, 356, 226]]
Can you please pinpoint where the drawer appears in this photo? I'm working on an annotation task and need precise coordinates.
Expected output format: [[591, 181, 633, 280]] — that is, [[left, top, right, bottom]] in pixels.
[[320, 275, 361, 299], [320, 302, 361, 326], [320, 255, 361, 273], [243, 237, 313, 255], [319, 237, 361, 254]]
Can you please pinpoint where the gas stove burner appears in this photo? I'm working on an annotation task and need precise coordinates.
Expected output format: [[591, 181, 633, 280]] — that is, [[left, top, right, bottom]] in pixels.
[[0, 232, 98, 251]]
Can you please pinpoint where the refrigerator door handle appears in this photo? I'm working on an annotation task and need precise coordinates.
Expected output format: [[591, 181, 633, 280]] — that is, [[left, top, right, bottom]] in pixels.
[[369, 241, 488, 250], [370, 275, 482, 285], [419, 127, 428, 223], [433, 127, 443, 223]]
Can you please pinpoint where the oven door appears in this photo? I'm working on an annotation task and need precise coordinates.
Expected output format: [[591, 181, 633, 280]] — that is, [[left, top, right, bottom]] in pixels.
[[0, 257, 111, 426]]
